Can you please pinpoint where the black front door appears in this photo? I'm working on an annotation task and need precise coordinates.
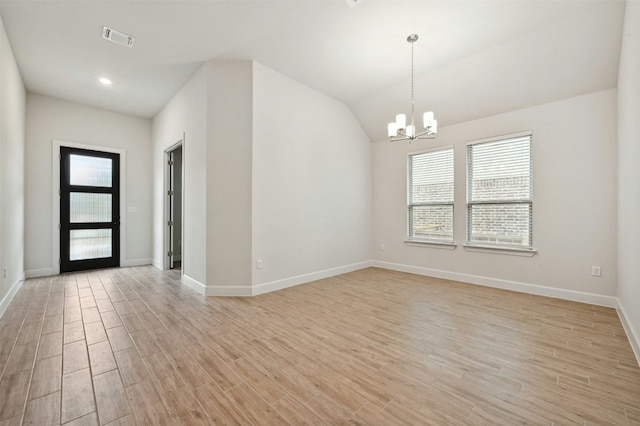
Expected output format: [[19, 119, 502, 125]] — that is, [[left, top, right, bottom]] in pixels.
[[60, 147, 120, 273]]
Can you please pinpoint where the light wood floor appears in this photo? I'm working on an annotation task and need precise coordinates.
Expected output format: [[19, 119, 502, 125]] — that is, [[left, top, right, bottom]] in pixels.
[[0, 266, 639, 425]]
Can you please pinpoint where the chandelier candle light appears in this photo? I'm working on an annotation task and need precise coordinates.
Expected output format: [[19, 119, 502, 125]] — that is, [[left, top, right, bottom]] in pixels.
[[388, 34, 437, 142]]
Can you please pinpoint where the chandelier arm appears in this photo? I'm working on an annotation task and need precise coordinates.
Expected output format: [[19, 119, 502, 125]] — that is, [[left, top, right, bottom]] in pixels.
[[414, 129, 436, 138], [389, 134, 436, 140], [388, 134, 437, 143]]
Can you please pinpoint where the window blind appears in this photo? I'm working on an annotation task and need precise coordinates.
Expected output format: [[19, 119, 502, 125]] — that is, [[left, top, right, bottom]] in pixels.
[[408, 147, 454, 243], [466, 133, 532, 249]]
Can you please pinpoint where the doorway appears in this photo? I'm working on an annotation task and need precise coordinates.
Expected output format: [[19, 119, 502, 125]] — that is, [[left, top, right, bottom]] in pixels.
[[166, 143, 183, 270], [60, 147, 120, 273]]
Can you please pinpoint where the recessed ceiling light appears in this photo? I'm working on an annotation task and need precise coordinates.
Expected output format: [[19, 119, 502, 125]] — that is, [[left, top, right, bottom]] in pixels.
[[99, 77, 112, 86]]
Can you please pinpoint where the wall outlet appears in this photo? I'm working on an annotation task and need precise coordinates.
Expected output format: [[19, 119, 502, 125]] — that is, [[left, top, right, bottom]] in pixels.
[[256, 259, 263, 270], [591, 266, 601, 277], [380, 243, 385, 251], [3, 267, 6, 278]]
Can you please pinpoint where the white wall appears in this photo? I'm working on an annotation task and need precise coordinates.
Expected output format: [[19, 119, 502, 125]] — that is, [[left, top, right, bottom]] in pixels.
[[25, 94, 152, 276], [153, 60, 372, 296], [0, 15, 25, 316], [205, 61, 253, 292], [373, 89, 618, 305], [617, 0, 640, 360], [152, 66, 207, 288], [252, 62, 372, 291]]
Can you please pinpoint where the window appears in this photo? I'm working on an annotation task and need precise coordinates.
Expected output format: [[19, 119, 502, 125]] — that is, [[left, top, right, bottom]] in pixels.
[[407, 147, 454, 244], [466, 132, 532, 250]]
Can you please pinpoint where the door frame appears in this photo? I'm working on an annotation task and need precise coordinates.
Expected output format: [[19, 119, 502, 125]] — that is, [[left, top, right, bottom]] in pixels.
[[52, 140, 127, 275], [60, 146, 120, 272], [164, 138, 185, 272]]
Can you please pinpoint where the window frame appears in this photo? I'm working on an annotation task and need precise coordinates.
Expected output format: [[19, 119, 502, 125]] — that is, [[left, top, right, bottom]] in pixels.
[[406, 146, 455, 245], [465, 131, 533, 252]]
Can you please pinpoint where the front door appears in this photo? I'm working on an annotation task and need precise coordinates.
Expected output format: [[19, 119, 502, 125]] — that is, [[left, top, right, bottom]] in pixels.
[[60, 147, 120, 273]]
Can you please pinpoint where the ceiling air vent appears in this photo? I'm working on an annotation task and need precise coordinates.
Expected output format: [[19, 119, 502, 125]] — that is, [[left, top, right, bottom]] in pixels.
[[344, 0, 365, 7], [101, 26, 135, 48]]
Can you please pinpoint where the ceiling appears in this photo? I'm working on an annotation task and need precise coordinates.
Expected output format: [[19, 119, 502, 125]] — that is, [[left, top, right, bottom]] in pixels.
[[0, 0, 626, 142]]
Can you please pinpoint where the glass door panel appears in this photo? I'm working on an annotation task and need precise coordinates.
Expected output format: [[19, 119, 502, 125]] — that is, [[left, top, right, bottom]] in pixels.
[[69, 154, 113, 187], [70, 193, 112, 223], [70, 229, 113, 260]]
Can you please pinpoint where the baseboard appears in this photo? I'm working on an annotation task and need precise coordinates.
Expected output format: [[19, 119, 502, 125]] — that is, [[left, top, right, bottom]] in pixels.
[[616, 300, 640, 367], [0, 277, 25, 319], [182, 274, 207, 295], [25, 267, 57, 279], [149, 264, 207, 296], [201, 261, 373, 297], [252, 261, 373, 296], [372, 261, 619, 308], [121, 258, 152, 267]]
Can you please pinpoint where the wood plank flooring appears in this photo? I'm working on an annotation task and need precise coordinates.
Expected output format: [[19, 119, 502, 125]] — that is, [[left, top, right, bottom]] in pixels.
[[0, 266, 639, 425]]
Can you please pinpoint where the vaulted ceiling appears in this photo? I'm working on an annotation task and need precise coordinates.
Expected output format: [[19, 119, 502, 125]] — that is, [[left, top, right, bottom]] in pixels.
[[0, 0, 625, 142]]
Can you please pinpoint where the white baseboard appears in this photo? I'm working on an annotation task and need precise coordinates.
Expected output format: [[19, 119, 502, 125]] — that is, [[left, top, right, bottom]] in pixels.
[[148, 263, 207, 296], [182, 274, 207, 295], [252, 261, 373, 296], [121, 258, 152, 267], [616, 301, 640, 367], [0, 277, 24, 319], [201, 261, 372, 297], [372, 261, 619, 308], [149, 263, 207, 296], [25, 267, 57, 279]]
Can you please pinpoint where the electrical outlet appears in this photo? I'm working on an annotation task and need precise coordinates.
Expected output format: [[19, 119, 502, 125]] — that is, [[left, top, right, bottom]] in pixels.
[[380, 243, 385, 251], [3, 267, 6, 278], [591, 266, 601, 277], [256, 259, 263, 270]]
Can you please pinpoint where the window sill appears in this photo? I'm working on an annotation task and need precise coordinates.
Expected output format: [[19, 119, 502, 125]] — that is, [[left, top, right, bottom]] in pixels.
[[405, 240, 457, 250], [463, 244, 536, 257]]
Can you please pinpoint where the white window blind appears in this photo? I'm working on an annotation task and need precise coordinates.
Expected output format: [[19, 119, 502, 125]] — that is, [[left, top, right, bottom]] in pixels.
[[466, 132, 532, 249], [408, 147, 454, 243]]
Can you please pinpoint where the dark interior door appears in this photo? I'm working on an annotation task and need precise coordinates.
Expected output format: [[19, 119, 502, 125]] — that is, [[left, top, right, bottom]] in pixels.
[[168, 150, 175, 268], [60, 147, 120, 273]]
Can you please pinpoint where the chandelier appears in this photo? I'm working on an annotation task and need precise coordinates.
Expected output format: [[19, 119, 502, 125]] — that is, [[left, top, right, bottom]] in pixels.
[[388, 34, 437, 142]]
